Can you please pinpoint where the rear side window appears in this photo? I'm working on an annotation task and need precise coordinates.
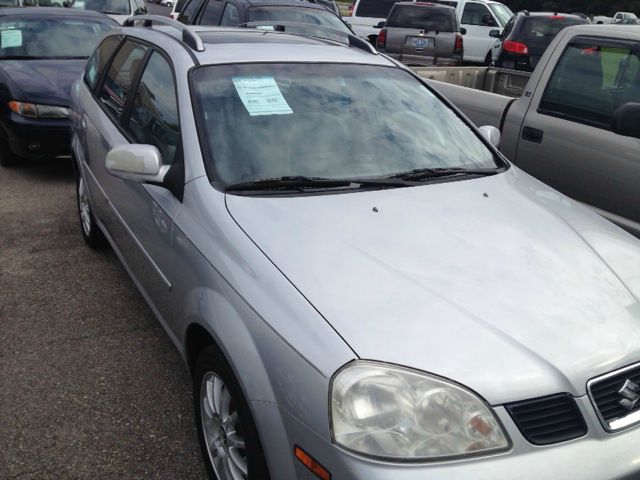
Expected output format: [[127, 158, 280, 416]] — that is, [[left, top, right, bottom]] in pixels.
[[126, 52, 180, 164], [220, 2, 240, 25], [355, 0, 397, 18], [387, 5, 456, 31], [85, 35, 121, 92], [461, 2, 495, 26], [540, 41, 640, 129], [514, 17, 586, 51], [98, 40, 147, 121], [199, 0, 225, 24]]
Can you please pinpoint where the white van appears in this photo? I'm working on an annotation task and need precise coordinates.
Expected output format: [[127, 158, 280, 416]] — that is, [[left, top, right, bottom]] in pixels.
[[346, 0, 513, 63]]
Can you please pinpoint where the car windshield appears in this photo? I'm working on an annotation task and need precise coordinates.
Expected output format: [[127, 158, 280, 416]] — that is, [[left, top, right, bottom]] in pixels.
[[248, 6, 348, 31], [0, 17, 114, 58], [489, 3, 513, 27], [387, 5, 456, 31], [73, 0, 130, 15], [191, 63, 499, 189], [517, 16, 586, 51]]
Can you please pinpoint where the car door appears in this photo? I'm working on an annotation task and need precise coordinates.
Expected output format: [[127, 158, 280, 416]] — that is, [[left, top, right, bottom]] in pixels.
[[513, 37, 640, 236], [89, 40, 183, 314], [460, 1, 499, 62]]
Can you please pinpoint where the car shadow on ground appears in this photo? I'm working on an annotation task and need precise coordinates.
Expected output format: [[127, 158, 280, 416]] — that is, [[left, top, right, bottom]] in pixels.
[[5, 157, 75, 183]]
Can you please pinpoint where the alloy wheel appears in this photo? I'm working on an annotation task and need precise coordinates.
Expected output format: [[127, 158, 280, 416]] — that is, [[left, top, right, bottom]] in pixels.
[[78, 176, 92, 236], [200, 372, 248, 480]]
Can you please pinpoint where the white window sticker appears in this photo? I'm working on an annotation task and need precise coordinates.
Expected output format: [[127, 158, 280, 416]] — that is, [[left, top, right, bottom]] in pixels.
[[232, 76, 293, 116], [1, 30, 22, 49]]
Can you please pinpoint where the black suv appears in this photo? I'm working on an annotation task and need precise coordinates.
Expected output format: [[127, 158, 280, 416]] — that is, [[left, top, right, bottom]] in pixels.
[[496, 11, 587, 71], [178, 0, 350, 36]]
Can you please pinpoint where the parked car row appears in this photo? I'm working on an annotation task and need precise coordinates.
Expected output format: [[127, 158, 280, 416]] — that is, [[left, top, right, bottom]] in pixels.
[[2, 5, 640, 480]]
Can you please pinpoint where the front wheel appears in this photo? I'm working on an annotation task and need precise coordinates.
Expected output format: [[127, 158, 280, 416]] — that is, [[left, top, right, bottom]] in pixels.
[[194, 345, 270, 480], [76, 171, 107, 249]]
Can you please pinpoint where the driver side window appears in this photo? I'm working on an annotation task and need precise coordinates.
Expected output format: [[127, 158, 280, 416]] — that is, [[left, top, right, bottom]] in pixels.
[[125, 52, 180, 165], [461, 2, 495, 26]]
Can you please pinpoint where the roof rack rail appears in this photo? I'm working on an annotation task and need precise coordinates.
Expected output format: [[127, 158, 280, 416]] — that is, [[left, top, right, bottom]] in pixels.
[[348, 33, 377, 54], [123, 15, 205, 52]]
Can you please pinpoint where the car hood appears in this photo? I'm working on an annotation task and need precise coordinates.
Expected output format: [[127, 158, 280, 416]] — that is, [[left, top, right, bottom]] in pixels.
[[1, 59, 86, 107], [226, 168, 640, 405]]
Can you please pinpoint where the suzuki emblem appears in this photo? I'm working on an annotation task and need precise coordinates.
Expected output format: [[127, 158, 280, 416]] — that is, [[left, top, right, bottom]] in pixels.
[[618, 379, 640, 411]]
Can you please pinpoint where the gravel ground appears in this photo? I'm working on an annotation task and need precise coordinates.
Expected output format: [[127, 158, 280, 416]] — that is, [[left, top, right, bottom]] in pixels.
[[0, 159, 207, 479]]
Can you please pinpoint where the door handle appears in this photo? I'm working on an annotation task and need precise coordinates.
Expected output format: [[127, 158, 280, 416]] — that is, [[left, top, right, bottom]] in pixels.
[[522, 126, 544, 144]]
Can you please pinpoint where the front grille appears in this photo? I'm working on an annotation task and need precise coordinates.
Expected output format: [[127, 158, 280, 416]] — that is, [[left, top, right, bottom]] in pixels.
[[505, 394, 587, 445], [589, 363, 640, 431]]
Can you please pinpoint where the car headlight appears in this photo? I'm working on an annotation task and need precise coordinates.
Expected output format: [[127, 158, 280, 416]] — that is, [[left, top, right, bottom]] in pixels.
[[8, 101, 70, 119], [330, 361, 510, 461]]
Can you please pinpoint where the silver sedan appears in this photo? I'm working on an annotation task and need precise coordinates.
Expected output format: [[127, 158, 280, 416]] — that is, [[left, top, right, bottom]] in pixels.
[[71, 17, 640, 480]]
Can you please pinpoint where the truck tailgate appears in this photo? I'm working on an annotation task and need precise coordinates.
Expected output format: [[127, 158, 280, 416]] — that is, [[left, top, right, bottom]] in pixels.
[[425, 79, 516, 129]]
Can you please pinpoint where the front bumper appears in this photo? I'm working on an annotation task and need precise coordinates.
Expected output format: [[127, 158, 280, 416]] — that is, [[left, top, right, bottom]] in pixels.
[[261, 396, 640, 479], [1, 112, 70, 160]]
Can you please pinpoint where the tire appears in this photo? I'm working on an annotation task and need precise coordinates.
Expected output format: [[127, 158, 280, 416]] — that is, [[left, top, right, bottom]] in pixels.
[[0, 137, 18, 167], [484, 51, 492, 66], [76, 169, 107, 249], [194, 344, 270, 480]]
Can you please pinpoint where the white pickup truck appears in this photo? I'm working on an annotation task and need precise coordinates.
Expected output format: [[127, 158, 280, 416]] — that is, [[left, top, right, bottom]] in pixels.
[[346, 0, 513, 63], [423, 24, 640, 236]]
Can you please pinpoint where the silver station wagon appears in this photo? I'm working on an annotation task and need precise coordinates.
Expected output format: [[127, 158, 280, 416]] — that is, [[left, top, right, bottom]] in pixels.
[[71, 16, 640, 480]]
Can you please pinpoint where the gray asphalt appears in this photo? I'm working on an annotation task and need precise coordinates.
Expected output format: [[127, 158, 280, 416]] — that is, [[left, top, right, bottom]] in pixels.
[[0, 165, 207, 478]]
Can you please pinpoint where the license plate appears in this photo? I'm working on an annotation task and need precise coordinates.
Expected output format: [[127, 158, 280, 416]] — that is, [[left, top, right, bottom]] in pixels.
[[408, 37, 434, 49]]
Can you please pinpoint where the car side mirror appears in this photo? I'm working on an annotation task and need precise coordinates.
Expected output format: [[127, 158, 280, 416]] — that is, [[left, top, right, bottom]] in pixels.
[[479, 125, 501, 147], [460, 27, 467, 35], [611, 102, 640, 139], [376, 20, 385, 28], [489, 29, 500, 38], [106, 144, 169, 183]]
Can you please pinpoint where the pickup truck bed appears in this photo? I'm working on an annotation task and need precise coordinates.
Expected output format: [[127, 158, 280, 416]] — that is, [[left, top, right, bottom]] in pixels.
[[411, 66, 531, 98]]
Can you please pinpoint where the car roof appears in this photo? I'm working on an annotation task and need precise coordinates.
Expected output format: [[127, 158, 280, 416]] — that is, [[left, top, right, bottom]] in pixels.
[[219, 0, 329, 10], [515, 12, 586, 20], [562, 24, 640, 39], [0, 7, 112, 19], [126, 24, 396, 67]]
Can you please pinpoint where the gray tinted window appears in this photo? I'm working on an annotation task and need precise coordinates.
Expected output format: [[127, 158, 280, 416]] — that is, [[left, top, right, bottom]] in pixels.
[[220, 2, 240, 25], [199, 0, 225, 24], [387, 5, 456, 30], [85, 35, 121, 91], [179, 0, 203, 23], [99, 40, 147, 120], [461, 3, 494, 26], [514, 17, 586, 51], [127, 52, 179, 164], [355, 0, 396, 18], [541, 42, 640, 128]]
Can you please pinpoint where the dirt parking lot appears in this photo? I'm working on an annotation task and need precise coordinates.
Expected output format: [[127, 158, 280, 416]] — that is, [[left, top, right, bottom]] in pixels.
[[0, 159, 207, 479]]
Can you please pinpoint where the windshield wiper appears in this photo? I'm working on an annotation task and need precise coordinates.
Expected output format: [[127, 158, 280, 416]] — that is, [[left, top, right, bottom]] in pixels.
[[389, 167, 501, 181], [225, 175, 409, 192]]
